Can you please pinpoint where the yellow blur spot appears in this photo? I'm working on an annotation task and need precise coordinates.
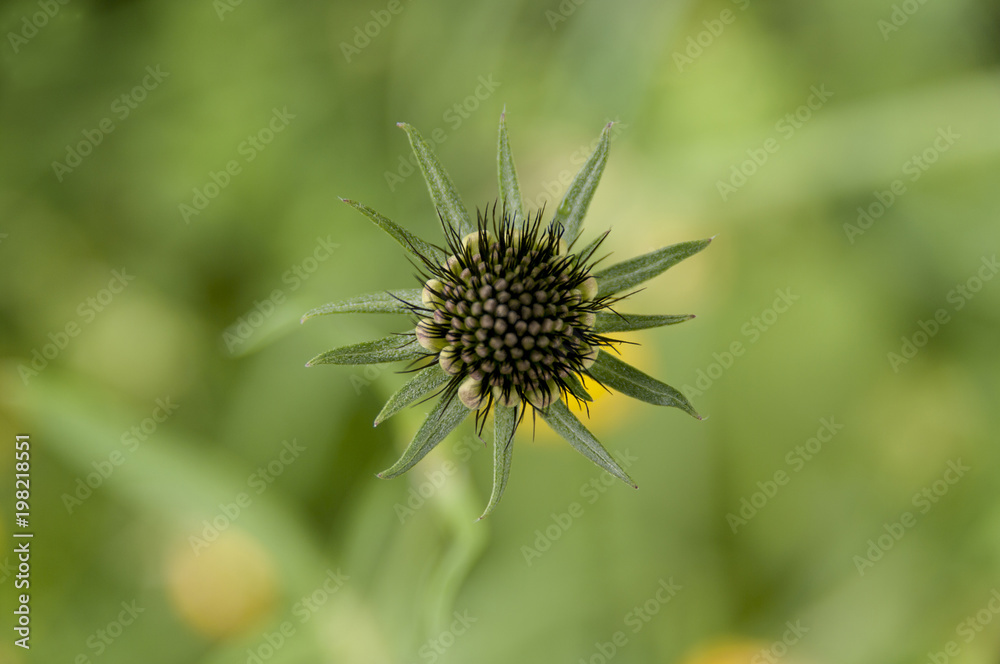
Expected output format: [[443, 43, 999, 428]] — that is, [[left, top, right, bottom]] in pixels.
[[166, 528, 277, 639], [678, 640, 767, 664]]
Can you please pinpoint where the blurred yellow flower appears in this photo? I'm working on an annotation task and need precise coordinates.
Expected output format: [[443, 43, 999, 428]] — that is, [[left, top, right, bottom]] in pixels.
[[165, 528, 277, 639], [678, 640, 768, 664]]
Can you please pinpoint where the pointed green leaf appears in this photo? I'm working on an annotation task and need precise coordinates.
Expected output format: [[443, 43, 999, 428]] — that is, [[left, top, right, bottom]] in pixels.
[[540, 400, 636, 487], [574, 230, 609, 264], [341, 198, 446, 262], [551, 122, 614, 246], [587, 351, 701, 419], [301, 289, 422, 323], [479, 404, 517, 520], [305, 333, 427, 367], [374, 363, 451, 426], [593, 237, 713, 298], [593, 312, 695, 334], [497, 110, 525, 222], [563, 372, 593, 402], [397, 123, 474, 237], [377, 395, 471, 479]]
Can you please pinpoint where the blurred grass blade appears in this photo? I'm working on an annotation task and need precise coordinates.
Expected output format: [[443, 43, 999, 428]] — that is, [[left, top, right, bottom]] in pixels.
[[563, 372, 593, 402], [497, 109, 525, 222], [551, 122, 613, 246], [377, 395, 470, 478], [342, 198, 446, 262], [594, 237, 713, 298], [587, 351, 701, 419], [306, 334, 426, 366], [593, 312, 695, 333], [397, 122, 474, 237], [540, 401, 636, 487], [479, 404, 517, 520], [301, 289, 422, 322], [374, 363, 451, 426]]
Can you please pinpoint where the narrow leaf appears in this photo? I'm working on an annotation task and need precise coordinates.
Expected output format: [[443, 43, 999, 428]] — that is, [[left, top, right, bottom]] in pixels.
[[377, 395, 470, 478], [341, 198, 446, 263], [479, 404, 517, 520], [551, 122, 614, 246], [587, 351, 701, 419], [594, 237, 713, 298], [374, 363, 451, 426], [575, 230, 610, 264], [301, 289, 422, 323], [593, 312, 695, 334], [497, 109, 525, 223], [397, 123, 475, 237], [563, 372, 593, 402], [540, 400, 636, 487], [305, 334, 427, 367]]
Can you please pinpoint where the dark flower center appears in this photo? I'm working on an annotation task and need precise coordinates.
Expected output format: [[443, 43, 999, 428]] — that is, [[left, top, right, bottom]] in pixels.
[[414, 210, 608, 411]]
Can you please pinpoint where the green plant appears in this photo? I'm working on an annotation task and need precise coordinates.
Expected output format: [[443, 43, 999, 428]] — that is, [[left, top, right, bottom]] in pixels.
[[303, 112, 711, 518]]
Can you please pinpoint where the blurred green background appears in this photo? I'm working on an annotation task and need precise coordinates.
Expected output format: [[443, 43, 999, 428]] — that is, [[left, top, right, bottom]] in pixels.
[[2, 0, 999, 662]]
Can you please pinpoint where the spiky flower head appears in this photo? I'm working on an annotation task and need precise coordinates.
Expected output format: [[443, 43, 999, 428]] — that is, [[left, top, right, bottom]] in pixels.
[[303, 111, 712, 519], [414, 208, 610, 416]]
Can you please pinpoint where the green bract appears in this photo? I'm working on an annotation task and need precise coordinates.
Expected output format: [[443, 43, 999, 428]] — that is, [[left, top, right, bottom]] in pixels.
[[303, 112, 711, 519]]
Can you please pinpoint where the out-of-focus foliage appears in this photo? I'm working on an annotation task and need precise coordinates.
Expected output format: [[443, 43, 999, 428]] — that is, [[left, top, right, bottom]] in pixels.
[[1, 0, 998, 663]]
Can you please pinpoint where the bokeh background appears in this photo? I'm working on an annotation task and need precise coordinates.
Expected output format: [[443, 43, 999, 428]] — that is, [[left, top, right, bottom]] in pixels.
[[2, 0, 999, 662]]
